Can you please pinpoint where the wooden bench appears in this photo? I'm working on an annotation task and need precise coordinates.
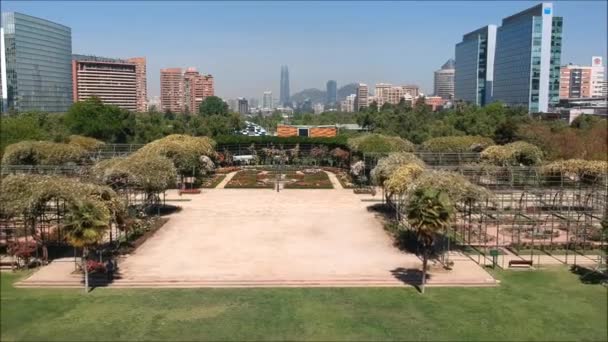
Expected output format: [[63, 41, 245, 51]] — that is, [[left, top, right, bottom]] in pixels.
[[509, 260, 533, 268]]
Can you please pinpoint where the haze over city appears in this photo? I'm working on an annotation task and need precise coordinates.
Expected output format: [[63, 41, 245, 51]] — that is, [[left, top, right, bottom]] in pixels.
[[3, 0, 607, 98]]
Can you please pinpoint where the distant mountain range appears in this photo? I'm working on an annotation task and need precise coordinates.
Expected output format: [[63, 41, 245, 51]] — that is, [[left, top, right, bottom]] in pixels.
[[290, 83, 358, 104]]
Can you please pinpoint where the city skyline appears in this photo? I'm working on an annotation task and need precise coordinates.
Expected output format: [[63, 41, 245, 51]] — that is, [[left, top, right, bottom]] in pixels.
[[2, 1, 606, 99]]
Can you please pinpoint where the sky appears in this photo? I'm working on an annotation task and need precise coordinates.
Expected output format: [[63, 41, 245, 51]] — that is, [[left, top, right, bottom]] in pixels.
[[3, 0, 607, 99]]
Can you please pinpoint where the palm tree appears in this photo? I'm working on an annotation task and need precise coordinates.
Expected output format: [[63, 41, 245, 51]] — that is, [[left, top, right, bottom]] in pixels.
[[406, 188, 454, 294], [62, 200, 110, 293]]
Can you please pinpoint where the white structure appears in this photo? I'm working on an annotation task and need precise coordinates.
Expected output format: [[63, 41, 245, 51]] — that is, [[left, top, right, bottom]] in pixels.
[[262, 91, 273, 109], [340, 94, 357, 112], [313, 103, 324, 114], [373, 83, 420, 107], [591, 56, 606, 98]]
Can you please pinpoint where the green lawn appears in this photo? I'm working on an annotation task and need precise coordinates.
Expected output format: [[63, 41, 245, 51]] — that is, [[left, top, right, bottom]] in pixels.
[[1, 267, 606, 341]]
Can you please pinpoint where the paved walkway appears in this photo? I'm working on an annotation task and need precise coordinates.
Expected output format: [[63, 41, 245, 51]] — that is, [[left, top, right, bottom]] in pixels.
[[324, 171, 344, 189], [216, 171, 237, 189]]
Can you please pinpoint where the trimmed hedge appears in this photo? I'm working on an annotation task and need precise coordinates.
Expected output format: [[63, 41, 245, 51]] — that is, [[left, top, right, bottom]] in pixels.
[[214, 135, 349, 149]]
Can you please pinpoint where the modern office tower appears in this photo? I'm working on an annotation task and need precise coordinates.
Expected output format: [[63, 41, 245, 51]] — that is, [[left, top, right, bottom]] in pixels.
[[248, 97, 259, 109], [355, 83, 368, 111], [72, 55, 139, 111], [127, 57, 147, 112], [280, 65, 290, 106], [237, 97, 248, 115], [160, 68, 183, 113], [1, 12, 72, 113], [433, 59, 455, 99], [560, 57, 606, 99], [326, 80, 337, 105], [492, 3, 563, 112], [262, 91, 273, 109], [455, 25, 497, 106], [340, 94, 356, 112]]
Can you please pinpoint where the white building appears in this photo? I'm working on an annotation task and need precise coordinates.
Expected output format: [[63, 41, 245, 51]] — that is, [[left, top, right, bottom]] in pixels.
[[340, 94, 357, 112], [262, 91, 273, 109]]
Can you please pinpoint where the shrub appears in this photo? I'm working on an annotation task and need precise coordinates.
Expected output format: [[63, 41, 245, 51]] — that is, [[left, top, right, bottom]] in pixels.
[[133, 134, 216, 174], [2, 140, 88, 165], [384, 163, 425, 194], [480, 141, 543, 166], [370, 152, 424, 186], [347, 134, 415, 153], [541, 159, 607, 181], [68, 135, 105, 151], [405, 170, 493, 203], [421, 135, 494, 153]]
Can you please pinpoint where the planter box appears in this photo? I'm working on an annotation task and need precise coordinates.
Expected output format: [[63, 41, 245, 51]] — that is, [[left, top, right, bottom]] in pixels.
[[179, 189, 201, 194]]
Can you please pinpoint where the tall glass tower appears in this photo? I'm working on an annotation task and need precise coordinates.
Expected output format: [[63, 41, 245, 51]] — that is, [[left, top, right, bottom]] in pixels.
[[280, 65, 290, 107], [455, 25, 496, 106], [1, 12, 73, 113], [492, 3, 562, 113], [326, 80, 337, 106]]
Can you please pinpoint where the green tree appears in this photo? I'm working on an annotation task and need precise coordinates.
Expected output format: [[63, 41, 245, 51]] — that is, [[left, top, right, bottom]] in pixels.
[[406, 188, 454, 294], [64, 97, 135, 142], [62, 200, 110, 293], [199, 96, 229, 116]]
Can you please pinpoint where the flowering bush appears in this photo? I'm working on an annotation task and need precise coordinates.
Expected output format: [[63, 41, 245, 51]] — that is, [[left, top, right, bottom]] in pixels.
[[371, 152, 424, 186], [133, 134, 216, 174], [481, 141, 543, 166], [405, 170, 493, 203], [541, 159, 607, 182], [421, 135, 494, 153], [330, 147, 350, 167], [86, 260, 106, 273], [68, 135, 105, 151], [2, 141, 88, 165], [384, 164, 425, 194]]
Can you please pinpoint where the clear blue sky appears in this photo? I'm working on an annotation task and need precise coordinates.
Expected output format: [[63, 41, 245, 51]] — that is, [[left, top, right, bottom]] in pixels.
[[3, 1, 607, 99]]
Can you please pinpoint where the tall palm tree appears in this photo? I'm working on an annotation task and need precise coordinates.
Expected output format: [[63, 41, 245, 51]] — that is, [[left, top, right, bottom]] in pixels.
[[62, 200, 110, 293], [406, 188, 454, 294]]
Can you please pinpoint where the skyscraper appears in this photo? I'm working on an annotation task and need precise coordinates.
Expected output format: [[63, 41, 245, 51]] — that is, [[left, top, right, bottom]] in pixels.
[[160, 68, 183, 113], [127, 57, 148, 112], [263, 91, 273, 109], [326, 80, 337, 106], [280, 65, 290, 107], [238, 98, 249, 115], [455, 25, 497, 106], [1, 12, 73, 113], [434, 59, 455, 100], [355, 83, 368, 111], [492, 3, 562, 112], [72, 54, 140, 111]]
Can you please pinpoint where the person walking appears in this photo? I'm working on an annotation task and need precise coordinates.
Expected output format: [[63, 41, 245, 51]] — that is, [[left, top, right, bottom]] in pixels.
[[105, 259, 115, 282]]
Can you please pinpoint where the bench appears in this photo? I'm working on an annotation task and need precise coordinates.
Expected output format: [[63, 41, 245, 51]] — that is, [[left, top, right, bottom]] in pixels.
[[509, 260, 533, 268]]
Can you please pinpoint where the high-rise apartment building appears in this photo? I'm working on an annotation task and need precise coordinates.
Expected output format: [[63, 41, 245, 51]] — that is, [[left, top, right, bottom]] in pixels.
[[1, 12, 72, 113], [263, 91, 273, 109], [559, 57, 606, 99], [238, 97, 248, 115], [355, 83, 369, 111], [160, 68, 183, 113], [434, 59, 455, 99], [326, 80, 337, 106], [160, 67, 214, 114], [373, 83, 419, 107], [340, 94, 356, 113], [72, 55, 147, 112], [492, 3, 562, 112], [127, 57, 147, 112], [455, 25, 497, 106], [280, 65, 290, 107]]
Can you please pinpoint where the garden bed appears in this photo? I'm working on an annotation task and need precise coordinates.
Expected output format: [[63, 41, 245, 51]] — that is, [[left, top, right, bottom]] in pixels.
[[283, 170, 333, 189], [224, 170, 274, 188], [200, 173, 227, 188], [117, 217, 169, 254]]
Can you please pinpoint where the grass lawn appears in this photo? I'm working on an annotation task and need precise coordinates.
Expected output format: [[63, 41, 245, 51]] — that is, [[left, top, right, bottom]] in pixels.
[[1, 267, 606, 341]]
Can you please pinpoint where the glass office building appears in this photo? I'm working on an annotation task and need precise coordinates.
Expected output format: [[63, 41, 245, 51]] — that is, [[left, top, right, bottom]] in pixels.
[[454, 25, 496, 106], [1, 12, 72, 113], [492, 3, 562, 113]]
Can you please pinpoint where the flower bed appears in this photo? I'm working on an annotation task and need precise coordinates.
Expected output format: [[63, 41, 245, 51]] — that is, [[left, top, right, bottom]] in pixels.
[[284, 170, 333, 189], [225, 170, 274, 188]]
